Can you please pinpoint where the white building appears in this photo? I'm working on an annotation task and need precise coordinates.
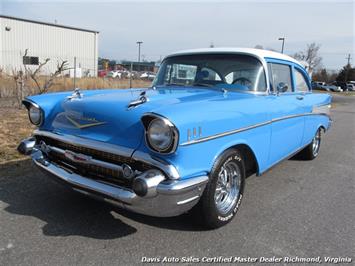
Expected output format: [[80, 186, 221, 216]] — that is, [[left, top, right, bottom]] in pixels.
[[0, 15, 99, 76]]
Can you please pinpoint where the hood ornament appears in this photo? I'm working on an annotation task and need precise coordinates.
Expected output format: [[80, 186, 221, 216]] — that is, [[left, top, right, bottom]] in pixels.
[[128, 90, 149, 109], [67, 88, 83, 101]]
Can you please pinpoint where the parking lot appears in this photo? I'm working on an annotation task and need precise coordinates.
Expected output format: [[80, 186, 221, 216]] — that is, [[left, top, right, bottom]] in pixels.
[[0, 94, 354, 265]]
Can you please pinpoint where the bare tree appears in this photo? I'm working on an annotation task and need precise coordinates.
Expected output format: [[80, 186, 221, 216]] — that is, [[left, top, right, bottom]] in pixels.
[[41, 60, 69, 93], [11, 69, 28, 108], [293, 43, 322, 75], [23, 49, 69, 94]]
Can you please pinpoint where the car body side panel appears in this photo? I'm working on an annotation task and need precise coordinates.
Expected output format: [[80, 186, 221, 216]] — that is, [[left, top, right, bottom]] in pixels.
[[135, 122, 271, 179]]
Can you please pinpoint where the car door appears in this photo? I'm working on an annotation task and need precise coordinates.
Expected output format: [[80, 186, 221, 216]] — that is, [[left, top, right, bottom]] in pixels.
[[267, 62, 306, 166], [293, 66, 320, 146]]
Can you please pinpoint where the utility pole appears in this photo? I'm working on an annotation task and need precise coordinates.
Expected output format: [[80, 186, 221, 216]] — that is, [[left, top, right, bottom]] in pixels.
[[278, 37, 285, 54], [346, 53, 352, 66], [136, 41, 143, 72], [73, 56, 77, 89], [345, 54, 352, 83]]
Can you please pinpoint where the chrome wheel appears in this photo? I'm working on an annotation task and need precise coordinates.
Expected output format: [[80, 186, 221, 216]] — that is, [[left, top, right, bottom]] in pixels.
[[214, 161, 241, 215], [312, 130, 321, 157]]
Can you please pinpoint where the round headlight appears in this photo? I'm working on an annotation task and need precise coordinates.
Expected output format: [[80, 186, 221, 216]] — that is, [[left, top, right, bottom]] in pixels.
[[28, 105, 42, 125], [147, 118, 173, 152]]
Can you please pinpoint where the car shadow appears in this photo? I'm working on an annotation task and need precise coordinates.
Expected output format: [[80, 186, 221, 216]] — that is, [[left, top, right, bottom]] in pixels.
[[0, 159, 208, 240]]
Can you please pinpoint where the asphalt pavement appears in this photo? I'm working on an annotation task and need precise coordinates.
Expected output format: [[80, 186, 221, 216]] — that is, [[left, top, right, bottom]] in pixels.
[[0, 94, 354, 265]]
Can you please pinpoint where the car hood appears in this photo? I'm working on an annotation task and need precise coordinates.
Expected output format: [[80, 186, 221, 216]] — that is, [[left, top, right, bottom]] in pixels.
[[49, 87, 238, 150]]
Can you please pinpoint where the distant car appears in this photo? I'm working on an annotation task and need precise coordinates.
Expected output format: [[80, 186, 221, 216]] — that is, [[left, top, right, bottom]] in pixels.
[[98, 70, 108, 78], [325, 85, 342, 92], [140, 72, 156, 80], [312, 81, 325, 88], [347, 84, 355, 91], [107, 71, 122, 79], [332, 81, 347, 91], [312, 81, 329, 91]]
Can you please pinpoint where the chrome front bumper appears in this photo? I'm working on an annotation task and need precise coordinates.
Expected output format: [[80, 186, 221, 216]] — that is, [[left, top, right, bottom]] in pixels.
[[19, 136, 208, 217]]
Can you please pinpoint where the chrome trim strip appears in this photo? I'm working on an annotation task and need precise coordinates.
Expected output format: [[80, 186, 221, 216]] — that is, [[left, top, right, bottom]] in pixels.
[[180, 111, 330, 146], [180, 121, 270, 146]]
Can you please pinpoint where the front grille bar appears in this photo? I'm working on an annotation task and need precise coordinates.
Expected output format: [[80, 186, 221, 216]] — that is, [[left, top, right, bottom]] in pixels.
[[47, 144, 124, 174]]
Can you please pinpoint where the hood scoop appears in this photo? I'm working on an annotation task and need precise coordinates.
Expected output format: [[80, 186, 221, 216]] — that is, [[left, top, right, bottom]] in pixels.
[[128, 91, 149, 109]]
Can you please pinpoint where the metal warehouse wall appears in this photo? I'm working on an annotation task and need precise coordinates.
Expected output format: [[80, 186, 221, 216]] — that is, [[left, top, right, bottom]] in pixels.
[[0, 16, 98, 76]]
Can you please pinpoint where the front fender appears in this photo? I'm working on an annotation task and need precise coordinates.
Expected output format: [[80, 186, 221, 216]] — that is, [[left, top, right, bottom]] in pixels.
[[24, 91, 73, 130], [136, 121, 270, 180]]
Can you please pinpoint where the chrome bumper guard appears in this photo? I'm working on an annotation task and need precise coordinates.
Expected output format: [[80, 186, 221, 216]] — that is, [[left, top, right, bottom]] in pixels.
[[19, 137, 208, 217]]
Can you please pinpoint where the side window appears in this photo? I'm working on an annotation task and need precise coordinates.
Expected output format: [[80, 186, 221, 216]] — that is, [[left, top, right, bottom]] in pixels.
[[294, 69, 310, 92], [270, 63, 293, 93]]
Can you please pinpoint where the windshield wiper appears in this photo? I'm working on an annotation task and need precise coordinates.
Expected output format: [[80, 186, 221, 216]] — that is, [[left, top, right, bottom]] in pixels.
[[162, 83, 186, 87], [192, 83, 213, 87]]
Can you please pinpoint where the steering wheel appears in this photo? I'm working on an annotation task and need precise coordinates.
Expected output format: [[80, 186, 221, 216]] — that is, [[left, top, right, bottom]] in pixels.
[[232, 77, 252, 87]]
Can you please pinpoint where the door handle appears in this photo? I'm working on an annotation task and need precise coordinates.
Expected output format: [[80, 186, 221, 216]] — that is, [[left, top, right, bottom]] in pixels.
[[296, 96, 304, 100]]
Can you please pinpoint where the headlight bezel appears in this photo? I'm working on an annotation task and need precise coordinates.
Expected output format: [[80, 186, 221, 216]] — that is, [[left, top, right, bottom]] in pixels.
[[142, 113, 179, 154], [23, 100, 44, 126]]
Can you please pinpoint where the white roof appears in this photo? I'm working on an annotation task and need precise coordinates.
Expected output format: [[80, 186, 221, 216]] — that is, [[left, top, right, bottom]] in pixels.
[[167, 47, 301, 66]]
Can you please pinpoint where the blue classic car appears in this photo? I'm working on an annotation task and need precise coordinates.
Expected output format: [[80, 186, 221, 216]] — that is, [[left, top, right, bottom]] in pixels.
[[18, 48, 331, 228]]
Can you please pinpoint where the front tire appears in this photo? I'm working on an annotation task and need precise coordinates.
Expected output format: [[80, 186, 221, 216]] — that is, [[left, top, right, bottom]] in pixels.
[[196, 149, 245, 229]]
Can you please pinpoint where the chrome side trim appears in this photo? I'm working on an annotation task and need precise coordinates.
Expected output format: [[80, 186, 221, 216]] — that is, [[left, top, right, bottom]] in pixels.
[[180, 110, 331, 146], [312, 104, 331, 116], [180, 120, 270, 146]]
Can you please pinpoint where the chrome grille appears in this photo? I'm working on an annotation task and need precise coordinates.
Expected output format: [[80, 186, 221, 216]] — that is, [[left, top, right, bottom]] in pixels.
[[35, 135, 151, 188]]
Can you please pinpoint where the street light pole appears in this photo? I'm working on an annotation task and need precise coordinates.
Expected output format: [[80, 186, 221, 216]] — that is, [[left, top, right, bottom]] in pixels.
[[136, 41, 143, 72], [278, 37, 285, 54]]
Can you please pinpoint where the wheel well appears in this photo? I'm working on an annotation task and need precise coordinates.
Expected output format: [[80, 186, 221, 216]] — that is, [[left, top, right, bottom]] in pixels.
[[232, 144, 259, 177]]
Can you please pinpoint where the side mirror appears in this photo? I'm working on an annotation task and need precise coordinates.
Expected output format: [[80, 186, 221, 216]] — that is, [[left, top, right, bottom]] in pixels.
[[277, 82, 288, 94]]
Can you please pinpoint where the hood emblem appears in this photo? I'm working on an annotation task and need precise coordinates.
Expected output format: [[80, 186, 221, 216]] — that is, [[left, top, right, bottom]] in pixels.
[[64, 150, 92, 164], [128, 91, 149, 109], [66, 114, 106, 129]]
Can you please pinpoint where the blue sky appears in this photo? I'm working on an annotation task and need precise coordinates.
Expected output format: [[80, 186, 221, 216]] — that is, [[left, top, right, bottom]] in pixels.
[[1, 0, 354, 70]]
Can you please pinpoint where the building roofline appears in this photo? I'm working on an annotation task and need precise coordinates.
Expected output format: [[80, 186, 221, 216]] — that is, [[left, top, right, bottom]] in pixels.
[[0, 14, 99, 33]]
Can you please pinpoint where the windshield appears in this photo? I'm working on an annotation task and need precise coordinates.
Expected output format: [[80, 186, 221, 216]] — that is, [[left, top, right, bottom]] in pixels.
[[153, 54, 267, 92]]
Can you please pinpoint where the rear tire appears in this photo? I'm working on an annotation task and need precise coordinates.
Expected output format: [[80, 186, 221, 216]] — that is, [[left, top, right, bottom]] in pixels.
[[298, 128, 322, 160], [194, 149, 245, 229]]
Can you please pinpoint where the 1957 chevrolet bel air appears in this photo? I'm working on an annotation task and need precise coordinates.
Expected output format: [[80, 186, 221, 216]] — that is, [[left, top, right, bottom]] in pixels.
[[18, 48, 331, 228]]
